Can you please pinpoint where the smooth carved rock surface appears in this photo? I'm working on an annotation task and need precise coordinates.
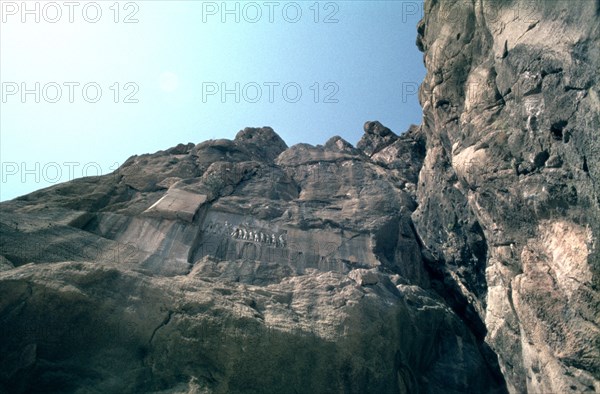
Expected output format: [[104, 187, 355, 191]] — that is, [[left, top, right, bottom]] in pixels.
[[144, 189, 208, 223], [0, 2, 598, 393]]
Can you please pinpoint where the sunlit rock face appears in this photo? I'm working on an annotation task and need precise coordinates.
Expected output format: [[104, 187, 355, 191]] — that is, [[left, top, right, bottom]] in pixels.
[[414, 0, 599, 392], [1, 1, 598, 392], [0, 124, 507, 393]]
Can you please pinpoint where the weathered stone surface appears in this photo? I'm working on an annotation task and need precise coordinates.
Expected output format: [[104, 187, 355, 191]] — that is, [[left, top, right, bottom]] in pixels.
[[348, 268, 380, 286], [144, 189, 208, 222], [0, 262, 504, 394], [357, 121, 399, 157], [0, 120, 506, 393], [414, 1, 599, 392], [1, 1, 597, 392], [0, 255, 13, 272], [234, 126, 288, 162]]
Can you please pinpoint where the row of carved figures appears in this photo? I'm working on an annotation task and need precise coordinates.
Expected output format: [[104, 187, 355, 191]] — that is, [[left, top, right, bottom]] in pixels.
[[204, 220, 286, 247], [230, 227, 286, 247]]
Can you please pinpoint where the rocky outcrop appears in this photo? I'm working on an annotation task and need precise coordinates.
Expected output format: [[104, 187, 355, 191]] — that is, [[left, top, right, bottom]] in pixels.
[[414, 0, 599, 392], [1, 1, 598, 393], [0, 123, 508, 393]]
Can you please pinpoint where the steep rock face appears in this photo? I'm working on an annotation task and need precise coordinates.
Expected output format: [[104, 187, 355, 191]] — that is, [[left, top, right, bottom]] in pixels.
[[414, 1, 599, 392], [0, 124, 507, 393], [1, 1, 598, 392]]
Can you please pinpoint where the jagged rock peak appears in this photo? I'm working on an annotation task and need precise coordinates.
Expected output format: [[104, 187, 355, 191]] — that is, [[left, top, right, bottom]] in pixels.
[[324, 135, 361, 155], [166, 142, 195, 155], [357, 121, 399, 156], [234, 126, 288, 161], [363, 120, 395, 137]]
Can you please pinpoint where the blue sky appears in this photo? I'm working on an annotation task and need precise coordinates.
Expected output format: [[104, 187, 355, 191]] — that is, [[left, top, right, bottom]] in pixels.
[[0, 0, 425, 201]]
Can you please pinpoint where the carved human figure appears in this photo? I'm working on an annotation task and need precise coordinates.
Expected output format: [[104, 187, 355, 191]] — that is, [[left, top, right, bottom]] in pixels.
[[254, 232, 259, 242], [278, 234, 286, 247], [260, 232, 266, 243], [271, 234, 276, 246]]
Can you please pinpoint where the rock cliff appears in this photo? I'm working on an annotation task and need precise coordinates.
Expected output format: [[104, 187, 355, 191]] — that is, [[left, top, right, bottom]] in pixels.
[[0, 1, 598, 393], [414, 0, 599, 392], [1, 124, 507, 393]]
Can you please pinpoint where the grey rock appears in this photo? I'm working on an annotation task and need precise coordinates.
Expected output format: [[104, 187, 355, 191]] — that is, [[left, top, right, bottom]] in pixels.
[[348, 268, 379, 286], [143, 188, 208, 223], [357, 121, 399, 157], [0, 122, 502, 393], [1, 1, 598, 392], [234, 126, 288, 162], [414, 0, 599, 392]]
